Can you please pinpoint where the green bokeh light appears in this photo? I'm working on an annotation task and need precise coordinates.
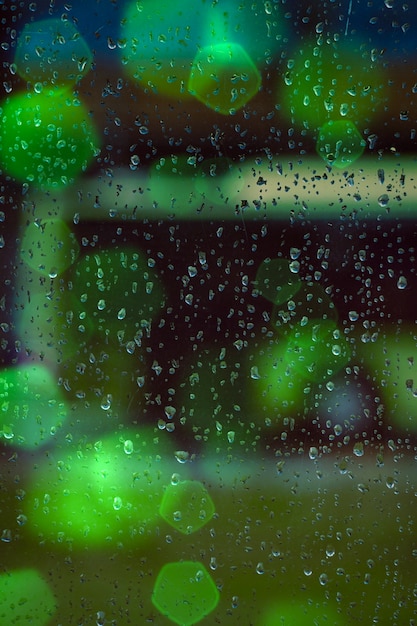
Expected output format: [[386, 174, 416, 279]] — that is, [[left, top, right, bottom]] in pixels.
[[152, 561, 219, 626], [15, 18, 93, 87], [271, 282, 338, 332], [0, 364, 68, 449], [20, 218, 79, 277], [70, 247, 166, 343], [121, 0, 284, 102], [251, 319, 350, 420], [0, 569, 57, 626], [160, 480, 215, 534], [26, 429, 180, 547], [285, 319, 350, 383], [316, 119, 365, 168], [251, 340, 307, 418], [254, 258, 302, 306], [188, 43, 261, 114], [0, 88, 100, 189], [281, 39, 386, 130]]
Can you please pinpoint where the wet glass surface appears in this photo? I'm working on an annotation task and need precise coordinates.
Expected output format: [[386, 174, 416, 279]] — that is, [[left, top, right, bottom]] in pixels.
[[1, 1, 417, 624]]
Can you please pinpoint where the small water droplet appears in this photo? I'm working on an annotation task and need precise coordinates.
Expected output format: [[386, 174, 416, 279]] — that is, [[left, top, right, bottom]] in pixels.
[[100, 394, 112, 411], [113, 496, 123, 511], [309, 446, 318, 460], [326, 545, 335, 557], [171, 473, 181, 485], [331, 344, 341, 356], [397, 276, 407, 290], [174, 450, 190, 464], [353, 442, 364, 457], [164, 406, 176, 419], [378, 193, 389, 207], [250, 366, 260, 379], [123, 439, 134, 455]]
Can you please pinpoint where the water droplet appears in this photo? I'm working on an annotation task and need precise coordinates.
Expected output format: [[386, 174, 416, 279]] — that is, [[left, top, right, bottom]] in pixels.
[[123, 439, 134, 455], [1, 529, 12, 543], [331, 344, 341, 356], [195, 569, 204, 582], [210, 556, 217, 570], [174, 450, 190, 463], [171, 473, 181, 485], [113, 496, 123, 511], [289, 260, 300, 274], [16, 514, 27, 526], [326, 545, 335, 557], [96, 611, 106, 626], [378, 193, 389, 207], [353, 442, 364, 457], [164, 406, 176, 419], [339, 103, 349, 116], [250, 366, 261, 379], [397, 276, 407, 290], [309, 446, 318, 460], [100, 394, 112, 411]]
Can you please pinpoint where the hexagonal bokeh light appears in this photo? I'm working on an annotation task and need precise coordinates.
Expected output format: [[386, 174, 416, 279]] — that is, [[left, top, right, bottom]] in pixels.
[[152, 561, 219, 626], [159, 479, 215, 534]]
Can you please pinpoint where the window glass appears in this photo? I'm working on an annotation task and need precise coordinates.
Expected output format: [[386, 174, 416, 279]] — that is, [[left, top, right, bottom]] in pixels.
[[1, 1, 417, 624]]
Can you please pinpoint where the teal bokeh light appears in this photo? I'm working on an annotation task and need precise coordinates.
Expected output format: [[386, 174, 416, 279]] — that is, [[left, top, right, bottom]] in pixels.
[[121, 0, 285, 110], [15, 18, 93, 87]]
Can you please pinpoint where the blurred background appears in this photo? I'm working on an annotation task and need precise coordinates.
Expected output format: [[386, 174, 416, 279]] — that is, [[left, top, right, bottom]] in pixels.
[[1, 1, 417, 625]]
